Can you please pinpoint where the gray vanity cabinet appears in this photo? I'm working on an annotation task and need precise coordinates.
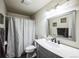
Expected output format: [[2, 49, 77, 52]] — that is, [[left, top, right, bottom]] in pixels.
[[37, 44, 62, 58]]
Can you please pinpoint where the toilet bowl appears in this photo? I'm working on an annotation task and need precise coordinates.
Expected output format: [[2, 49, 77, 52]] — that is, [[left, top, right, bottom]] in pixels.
[[25, 45, 36, 53]]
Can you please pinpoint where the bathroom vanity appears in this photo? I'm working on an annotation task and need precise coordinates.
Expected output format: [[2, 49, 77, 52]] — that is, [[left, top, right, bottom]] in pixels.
[[34, 10, 79, 58], [36, 43, 62, 58], [35, 39, 79, 58]]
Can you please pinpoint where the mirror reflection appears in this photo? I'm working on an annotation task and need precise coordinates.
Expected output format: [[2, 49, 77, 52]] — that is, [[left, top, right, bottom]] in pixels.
[[48, 10, 76, 41]]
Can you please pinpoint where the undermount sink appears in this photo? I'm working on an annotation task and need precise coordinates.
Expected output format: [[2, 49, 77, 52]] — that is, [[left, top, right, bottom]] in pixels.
[[42, 39, 59, 48], [48, 41, 59, 48]]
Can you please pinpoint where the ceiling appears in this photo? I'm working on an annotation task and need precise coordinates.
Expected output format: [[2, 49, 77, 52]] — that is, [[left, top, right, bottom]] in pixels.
[[5, 0, 52, 16]]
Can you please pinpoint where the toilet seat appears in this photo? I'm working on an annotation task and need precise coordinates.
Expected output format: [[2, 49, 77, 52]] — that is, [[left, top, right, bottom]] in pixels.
[[25, 45, 36, 53]]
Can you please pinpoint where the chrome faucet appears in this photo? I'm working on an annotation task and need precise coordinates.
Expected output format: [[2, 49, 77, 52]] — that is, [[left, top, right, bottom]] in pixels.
[[51, 38, 60, 44], [58, 40, 60, 44], [51, 38, 56, 43]]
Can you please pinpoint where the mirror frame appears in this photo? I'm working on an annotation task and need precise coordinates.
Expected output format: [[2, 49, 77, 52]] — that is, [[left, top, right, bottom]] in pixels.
[[47, 10, 76, 42]]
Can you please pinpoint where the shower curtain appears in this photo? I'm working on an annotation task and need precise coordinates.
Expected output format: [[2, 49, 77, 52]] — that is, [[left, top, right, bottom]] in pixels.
[[0, 28, 5, 57], [7, 16, 35, 57], [7, 17, 16, 57], [24, 19, 35, 49]]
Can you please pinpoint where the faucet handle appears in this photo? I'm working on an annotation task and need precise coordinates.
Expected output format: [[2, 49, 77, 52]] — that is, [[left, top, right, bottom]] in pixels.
[[58, 40, 60, 44], [54, 38, 56, 43], [51, 38, 56, 43]]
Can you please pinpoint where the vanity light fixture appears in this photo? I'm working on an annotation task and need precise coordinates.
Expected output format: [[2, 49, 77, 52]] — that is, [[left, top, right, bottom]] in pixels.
[[55, 0, 70, 9], [21, 0, 32, 5], [47, 0, 70, 11]]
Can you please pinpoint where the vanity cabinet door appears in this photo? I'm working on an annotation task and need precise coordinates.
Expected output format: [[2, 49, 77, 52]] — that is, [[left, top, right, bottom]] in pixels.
[[38, 45, 62, 58]]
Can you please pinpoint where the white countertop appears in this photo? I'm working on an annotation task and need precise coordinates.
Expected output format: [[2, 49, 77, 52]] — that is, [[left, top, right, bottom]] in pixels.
[[35, 39, 79, 58]]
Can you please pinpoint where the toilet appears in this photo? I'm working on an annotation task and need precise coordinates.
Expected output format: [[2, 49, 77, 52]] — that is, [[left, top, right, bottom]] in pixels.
[[25, 45, 36, 58]]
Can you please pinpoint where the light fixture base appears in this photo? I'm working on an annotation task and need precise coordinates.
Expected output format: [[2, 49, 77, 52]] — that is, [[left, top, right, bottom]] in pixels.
[[21, 0, 32, 5]]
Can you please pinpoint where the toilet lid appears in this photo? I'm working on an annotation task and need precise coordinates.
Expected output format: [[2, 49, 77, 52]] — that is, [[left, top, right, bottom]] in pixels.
[[25, 45, 36, 50]]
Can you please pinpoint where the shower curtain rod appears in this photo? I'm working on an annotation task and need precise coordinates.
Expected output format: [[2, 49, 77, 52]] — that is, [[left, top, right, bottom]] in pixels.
[[6, 14, 30, 19]]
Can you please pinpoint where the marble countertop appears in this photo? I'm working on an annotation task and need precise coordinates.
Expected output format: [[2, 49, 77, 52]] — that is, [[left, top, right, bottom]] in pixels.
[[35, 39, 79, 58]]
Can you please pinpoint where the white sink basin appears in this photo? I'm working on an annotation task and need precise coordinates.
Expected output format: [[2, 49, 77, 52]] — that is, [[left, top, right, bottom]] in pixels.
[[44, 39, 59, 48]]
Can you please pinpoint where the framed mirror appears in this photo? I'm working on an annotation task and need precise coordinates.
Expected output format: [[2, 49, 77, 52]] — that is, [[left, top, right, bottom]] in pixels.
[[48, 10, 76, 42]]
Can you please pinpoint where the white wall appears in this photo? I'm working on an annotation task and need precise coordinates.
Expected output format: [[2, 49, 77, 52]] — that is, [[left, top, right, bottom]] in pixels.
[[34, 0, 79, 48]]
